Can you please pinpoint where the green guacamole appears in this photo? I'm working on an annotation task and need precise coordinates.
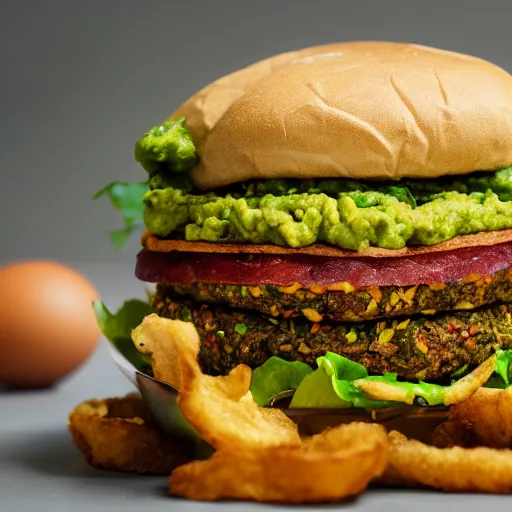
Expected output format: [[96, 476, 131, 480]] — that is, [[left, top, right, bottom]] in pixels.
[[143, 186, 512, 250], [99, 118, 512, 251]]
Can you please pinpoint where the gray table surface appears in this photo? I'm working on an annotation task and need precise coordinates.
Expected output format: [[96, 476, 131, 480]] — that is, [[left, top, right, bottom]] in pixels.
[[1, 262, 510, 512]]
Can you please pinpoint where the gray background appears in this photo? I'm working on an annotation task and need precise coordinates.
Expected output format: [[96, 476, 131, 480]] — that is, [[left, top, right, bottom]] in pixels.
[[1, 0, 511, 264]]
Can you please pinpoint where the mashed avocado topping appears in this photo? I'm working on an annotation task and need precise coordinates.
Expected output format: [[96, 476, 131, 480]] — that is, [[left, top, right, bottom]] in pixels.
[[98, 118, 512, 250], [134, 117, 197, 175], [143, 185, 512, 250]]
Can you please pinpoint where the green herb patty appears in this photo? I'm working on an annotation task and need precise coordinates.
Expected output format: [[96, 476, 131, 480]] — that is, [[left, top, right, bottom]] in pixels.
[[152, 291, 512, 382]]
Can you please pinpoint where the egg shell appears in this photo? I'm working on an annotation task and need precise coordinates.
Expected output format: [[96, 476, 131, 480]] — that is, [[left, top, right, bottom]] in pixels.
[[0, 261, 101, 388]]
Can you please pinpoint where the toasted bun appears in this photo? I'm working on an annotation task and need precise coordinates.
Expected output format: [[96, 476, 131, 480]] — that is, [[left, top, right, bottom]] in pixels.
[[172, 42, 349, 156], [172, 41, 512, 190]]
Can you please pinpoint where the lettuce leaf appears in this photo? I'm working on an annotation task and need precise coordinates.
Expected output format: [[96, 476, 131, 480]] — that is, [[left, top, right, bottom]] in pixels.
[[251, 350, 512, 410], [93, 299, 153, 373], [290, 353, 399, 409], [250, 357, 313, 406], [484, 349, 512, 389], [289, 360, 353, 409], [495, 349, 512, 386], [93, 181, 149, 249]]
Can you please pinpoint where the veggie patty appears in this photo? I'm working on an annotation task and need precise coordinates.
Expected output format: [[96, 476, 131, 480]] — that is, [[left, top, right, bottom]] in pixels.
[[152, 290, 512, 382]]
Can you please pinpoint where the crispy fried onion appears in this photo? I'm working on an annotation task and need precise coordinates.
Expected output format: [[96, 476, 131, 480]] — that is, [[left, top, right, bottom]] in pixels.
[[355, 354, 497, 406], [379, 430, 512, 493], [171, 422, 389, 503], [432, 387, 512, 449], [68, 393, 192, 474], [132, 314, 390, 502], [132, 315, 299, 450]]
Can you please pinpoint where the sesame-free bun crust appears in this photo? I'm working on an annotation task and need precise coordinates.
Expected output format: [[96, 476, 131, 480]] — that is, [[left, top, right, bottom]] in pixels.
[[172, 41, 512, 190]]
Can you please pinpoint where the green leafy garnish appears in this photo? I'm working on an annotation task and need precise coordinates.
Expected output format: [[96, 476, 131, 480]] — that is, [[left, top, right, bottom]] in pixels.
[[251, 350, 512, 410], [495, 350, 512, 386], [135, 117, 197, 175], [250, 357, 313, 406], [290, 353, 399, 409], [242, 167, 512, 204], [93, 299, 153, 374], [485, 349, 512, 389], [289, 361, 350, 408], [93, 181, 149, 249]]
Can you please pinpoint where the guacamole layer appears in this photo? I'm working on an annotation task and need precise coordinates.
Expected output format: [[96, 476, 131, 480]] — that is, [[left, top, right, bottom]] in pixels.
[[143, 169, 512, 250]]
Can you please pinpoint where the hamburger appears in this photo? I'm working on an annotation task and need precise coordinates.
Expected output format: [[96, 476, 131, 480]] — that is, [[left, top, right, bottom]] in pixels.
[[96, 41, 512, 435]]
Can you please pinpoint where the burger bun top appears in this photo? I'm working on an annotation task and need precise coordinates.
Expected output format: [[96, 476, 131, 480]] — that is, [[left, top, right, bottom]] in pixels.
[[172, 41, 512, 189]]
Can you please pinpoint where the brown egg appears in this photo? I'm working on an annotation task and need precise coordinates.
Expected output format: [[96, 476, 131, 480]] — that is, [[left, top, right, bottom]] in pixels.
[[0, 261, 101, 388]]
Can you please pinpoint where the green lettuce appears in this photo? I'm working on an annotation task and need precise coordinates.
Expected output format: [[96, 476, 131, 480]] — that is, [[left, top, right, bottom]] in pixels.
[[484, 349, 512, 389], [249, 350, 512, 410], [93, 299, 153, 373], [93, 181, 149, 249], [495, 349, 512, 386], [250, 357, 313, 406], [290, 353, 444, 409], [241, 167, 512, 203]]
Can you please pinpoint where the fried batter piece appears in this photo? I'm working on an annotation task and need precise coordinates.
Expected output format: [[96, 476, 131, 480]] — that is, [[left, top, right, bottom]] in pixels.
[[379, 431, 512, 493], [68, 393, 193, 474], [171, 422, 389, 503], [432, 387, 512, 449], [378, 388, 512, 492], [131, 314, 390, 503]]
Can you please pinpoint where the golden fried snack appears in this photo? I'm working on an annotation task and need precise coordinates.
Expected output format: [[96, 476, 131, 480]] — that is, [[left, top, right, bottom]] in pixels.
[[355, 354, 496, 406], [132, 314, 301, 450], [380, 431, 512, 493], [432, 387, 512, 449], [68, 393, 192, 474], [170, 423, 389, 503], [133, 315, 391, 502]]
